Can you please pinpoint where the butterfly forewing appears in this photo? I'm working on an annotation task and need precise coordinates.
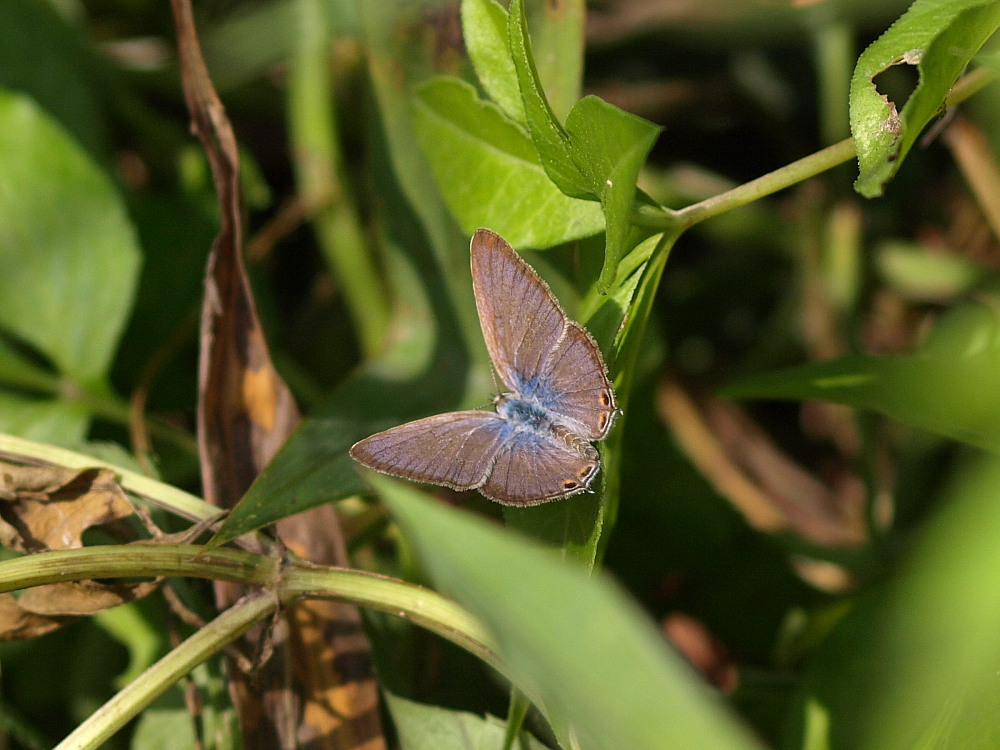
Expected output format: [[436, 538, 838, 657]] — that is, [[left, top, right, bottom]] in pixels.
[[350, 412, 509, 491], [471, 229, 566, 396], [479, 430, 600, 506]]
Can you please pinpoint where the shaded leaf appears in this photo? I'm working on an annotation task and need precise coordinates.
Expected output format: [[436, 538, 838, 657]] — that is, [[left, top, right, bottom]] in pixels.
[[0, 393, 90, 447], [723, 291, 1000, 452], [564, 96, 660, 290], [385, 691, 549, 750], [851, 0, 1000, 197]]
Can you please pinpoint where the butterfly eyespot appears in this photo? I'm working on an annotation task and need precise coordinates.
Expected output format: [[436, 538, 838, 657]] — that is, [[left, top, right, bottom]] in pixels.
[[599, 393, 611, 407], [562, 479, 581, 490]]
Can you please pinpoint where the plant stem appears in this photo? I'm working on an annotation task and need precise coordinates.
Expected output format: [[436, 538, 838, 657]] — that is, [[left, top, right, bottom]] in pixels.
[[0, 545, 276, 592], [0, 543, 502, 687], [286, 565, 502, 672], [54, 592, 276, 750], [675, 138, 856, 227], [289, 0, 390, 357]]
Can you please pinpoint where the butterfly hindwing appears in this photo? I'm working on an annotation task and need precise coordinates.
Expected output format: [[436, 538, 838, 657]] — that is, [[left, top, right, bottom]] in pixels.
[[537, 321, 617, 440], [479, 429, 599, 506]]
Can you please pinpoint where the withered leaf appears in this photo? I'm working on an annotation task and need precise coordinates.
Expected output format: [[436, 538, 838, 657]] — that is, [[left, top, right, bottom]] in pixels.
[[18, 579, 160, 616], [0, 463, 135, 553], [172, 0, 385, 746], [0, 594, 66, 640]]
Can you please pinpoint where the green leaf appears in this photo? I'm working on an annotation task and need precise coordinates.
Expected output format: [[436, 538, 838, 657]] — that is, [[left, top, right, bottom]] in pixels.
[[723, 291, 1000, 452], [376, 476, 766, 750], [520, 0, 585, 122], [461, 0, 525, 125], [875, 240, 989, 300], [385, 692, 549, 750], [565, 96, 660, 291], [0, 89, 140, 388], [412, 77, 604, 248], [857, 453, 1000, 748], [0, 392, 89, 445], [0, 0, 111, 158], [851, 0, 1000, 198], [793, 454, 1000, 749], [507, 0, 591, 199], [507, 0, 658, 285]]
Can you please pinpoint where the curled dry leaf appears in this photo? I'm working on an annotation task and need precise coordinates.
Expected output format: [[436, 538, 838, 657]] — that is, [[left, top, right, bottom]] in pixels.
[[0, 462, 135, 552], [0, 461, 160, 640], [172, 0, 385, 743]]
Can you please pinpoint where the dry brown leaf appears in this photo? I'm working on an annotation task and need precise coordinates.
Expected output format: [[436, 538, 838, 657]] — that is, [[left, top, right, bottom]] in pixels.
[[659, 378, 868, 549], [17, 579, 160, 617], [0, 463, 135, 552], [0, 463, 161, 639], [172, 0, 385, 746], [0, 594, 66, 640]]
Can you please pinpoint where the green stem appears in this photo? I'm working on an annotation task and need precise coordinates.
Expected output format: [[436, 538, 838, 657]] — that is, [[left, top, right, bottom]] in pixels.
[[675, 138, 856, 228], [54, 592, 276, 750], [285, 565, 501, 671], [0, 545, 276, 592], [289, 0, 390, 357], [0, 543, 502, 686]]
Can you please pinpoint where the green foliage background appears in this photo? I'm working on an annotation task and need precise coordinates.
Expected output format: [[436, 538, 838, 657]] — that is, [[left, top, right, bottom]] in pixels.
[[2, 0, 1000, 748]]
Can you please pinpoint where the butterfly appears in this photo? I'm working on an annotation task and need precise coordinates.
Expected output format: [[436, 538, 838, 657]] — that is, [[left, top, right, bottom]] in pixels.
[[350, 228, 617, 506]]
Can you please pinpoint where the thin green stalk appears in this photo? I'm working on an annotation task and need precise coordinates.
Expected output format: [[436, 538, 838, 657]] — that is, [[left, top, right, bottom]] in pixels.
[[675, 138, 856, 228], [0, 545, 276, 592], [0, 543, 502, 687], [635, 68, 994, 234], [289, 0, 389, 357], [809, 9, 853, 145], [54, 592, 276, 750], [285, 565, 501, 671]]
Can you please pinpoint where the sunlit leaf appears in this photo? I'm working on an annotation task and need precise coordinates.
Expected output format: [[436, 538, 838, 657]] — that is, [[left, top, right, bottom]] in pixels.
[[0, 89, 140, 388], [412, 77, 604, 248], [851, 0, 1000, 197]]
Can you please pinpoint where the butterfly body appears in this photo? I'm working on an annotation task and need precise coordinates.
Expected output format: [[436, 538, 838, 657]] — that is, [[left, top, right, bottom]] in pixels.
[[350, 229, 617, 506], [494, 394, 599, 459]]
